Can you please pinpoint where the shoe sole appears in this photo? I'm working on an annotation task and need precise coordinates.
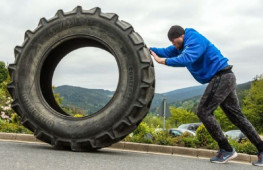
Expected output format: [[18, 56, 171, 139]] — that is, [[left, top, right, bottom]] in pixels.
[[211, 152, 238, 164], [252, 163, 263, 167]]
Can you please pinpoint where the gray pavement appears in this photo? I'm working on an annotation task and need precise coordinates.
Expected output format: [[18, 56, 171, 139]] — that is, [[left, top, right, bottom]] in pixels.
[[0, 132, 258, 163], [0, 140, 261, 170]]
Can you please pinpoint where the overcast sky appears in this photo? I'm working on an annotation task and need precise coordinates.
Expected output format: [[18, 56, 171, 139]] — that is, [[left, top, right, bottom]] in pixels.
[[1, 0, 263, 93]]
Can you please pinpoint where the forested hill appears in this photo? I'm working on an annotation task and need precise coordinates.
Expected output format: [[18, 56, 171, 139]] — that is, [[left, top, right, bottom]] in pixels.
[[54, 81, 251, 114], [54, 85, 114, 114], [150, 85, 206, 111]]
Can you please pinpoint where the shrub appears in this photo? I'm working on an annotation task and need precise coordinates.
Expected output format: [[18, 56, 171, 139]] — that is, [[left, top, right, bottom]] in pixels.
[[124, 122, 258, 155], [133, 122, 151, 135], [206, 141, 219, 150], [174, 132, 197, 148], [153, 130, 175, 145], [229, 138, 257, 155], [243, 75, 263, 133], [124, 122, 155, 144], [142, 114, 163, 129], [10, 113, 21, 124], [182, 137, 196, 148], [196, 124, 215, 146], [73, 114, 84, 118], [0, 61, 8, 84], [0, 119, 32, 134], [127, 134, 153, 144]]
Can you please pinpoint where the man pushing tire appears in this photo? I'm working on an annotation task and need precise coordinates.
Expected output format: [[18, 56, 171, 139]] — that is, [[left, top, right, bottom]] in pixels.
[[149, 25, 263, 166]]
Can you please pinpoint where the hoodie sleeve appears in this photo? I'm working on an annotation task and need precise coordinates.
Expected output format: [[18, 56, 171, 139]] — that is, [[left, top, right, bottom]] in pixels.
[[150, 45, 179, 58], [165, 36, 207, 67]]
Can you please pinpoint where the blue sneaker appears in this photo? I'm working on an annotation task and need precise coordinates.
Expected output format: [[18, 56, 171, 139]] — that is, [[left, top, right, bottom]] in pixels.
[[210, 148, 238, 163], [252, 152, 263, 167]]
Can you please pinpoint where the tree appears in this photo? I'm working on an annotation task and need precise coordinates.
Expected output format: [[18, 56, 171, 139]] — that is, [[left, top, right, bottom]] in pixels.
[[243, 74, 263, 133], [169, 106, 200, 127], [0, 61, 8, 85], [0, 73, 13, 122], [142, 114, 163, 128], [214, 107, 237, 131], [52, 86, 63, 106]]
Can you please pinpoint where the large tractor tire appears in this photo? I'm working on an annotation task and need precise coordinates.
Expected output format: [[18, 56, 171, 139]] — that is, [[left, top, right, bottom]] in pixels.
[[7, 6, 155, 151]]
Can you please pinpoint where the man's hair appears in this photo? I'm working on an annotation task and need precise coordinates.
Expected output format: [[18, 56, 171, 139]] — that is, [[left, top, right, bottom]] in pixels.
[[167, 25, 185, 41]]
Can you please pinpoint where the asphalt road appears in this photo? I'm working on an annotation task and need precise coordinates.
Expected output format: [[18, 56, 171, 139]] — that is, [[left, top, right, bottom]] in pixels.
[[0, 140, 261, 170]]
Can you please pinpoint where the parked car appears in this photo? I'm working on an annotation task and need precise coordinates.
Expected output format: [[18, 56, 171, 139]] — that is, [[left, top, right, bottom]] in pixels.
[[177, 123, 202, 132], [168, 129, 183, 137], [224, 130, 246, 142], [168, 128, 196, 137]]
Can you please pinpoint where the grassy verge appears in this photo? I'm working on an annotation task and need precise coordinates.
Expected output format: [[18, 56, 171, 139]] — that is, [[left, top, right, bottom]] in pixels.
[[123, 123, 258, 155]]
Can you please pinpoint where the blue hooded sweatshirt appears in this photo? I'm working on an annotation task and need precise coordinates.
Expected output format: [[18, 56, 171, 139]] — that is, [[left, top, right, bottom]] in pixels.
[[150, 28, 229, 84]]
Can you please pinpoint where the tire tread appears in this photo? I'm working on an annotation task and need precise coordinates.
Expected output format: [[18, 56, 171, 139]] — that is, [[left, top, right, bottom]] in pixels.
[[8, 6, 155, 151]]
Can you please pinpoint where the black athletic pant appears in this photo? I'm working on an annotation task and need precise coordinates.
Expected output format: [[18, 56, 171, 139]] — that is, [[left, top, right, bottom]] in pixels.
[[197, 67, 263, 152]]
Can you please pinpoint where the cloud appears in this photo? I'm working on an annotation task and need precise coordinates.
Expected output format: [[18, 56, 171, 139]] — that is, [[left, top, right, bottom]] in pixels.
[[52, 47, 119, 91], [1, 0, 263, 93]]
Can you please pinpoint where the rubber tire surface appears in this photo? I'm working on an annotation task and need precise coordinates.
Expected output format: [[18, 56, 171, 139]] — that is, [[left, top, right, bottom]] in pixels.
[[7, 6, 155, 151]]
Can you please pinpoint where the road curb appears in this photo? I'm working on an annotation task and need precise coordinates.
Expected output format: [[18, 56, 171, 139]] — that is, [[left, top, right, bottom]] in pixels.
[[0, 132, 39, 142], [0, 132, 257, 163]]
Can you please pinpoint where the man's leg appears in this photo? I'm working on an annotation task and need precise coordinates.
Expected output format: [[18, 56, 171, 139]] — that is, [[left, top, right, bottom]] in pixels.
[[197, 73, 235, 151], [220, 90, 263, 153], [197, 72, 238, 163]]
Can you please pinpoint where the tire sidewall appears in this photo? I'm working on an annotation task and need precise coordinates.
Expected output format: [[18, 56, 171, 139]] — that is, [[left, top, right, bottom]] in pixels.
[[15, 13, 142, 139]]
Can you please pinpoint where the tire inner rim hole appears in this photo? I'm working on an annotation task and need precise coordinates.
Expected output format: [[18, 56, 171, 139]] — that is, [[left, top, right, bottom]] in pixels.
[[40, 37, 119, 118]]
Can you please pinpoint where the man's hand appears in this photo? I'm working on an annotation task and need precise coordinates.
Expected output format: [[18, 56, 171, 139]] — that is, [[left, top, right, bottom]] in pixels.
[[150, 50, 166, 65]]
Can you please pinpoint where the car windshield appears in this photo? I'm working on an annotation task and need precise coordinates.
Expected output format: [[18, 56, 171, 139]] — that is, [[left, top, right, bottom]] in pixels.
[[225, 131, 240, 139], [178, 124, 189, 129]]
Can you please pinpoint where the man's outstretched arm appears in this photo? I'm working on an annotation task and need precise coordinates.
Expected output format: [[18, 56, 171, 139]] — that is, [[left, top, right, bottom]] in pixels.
[[150, 45, 179, 58], [150, 50, 166, 64]]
